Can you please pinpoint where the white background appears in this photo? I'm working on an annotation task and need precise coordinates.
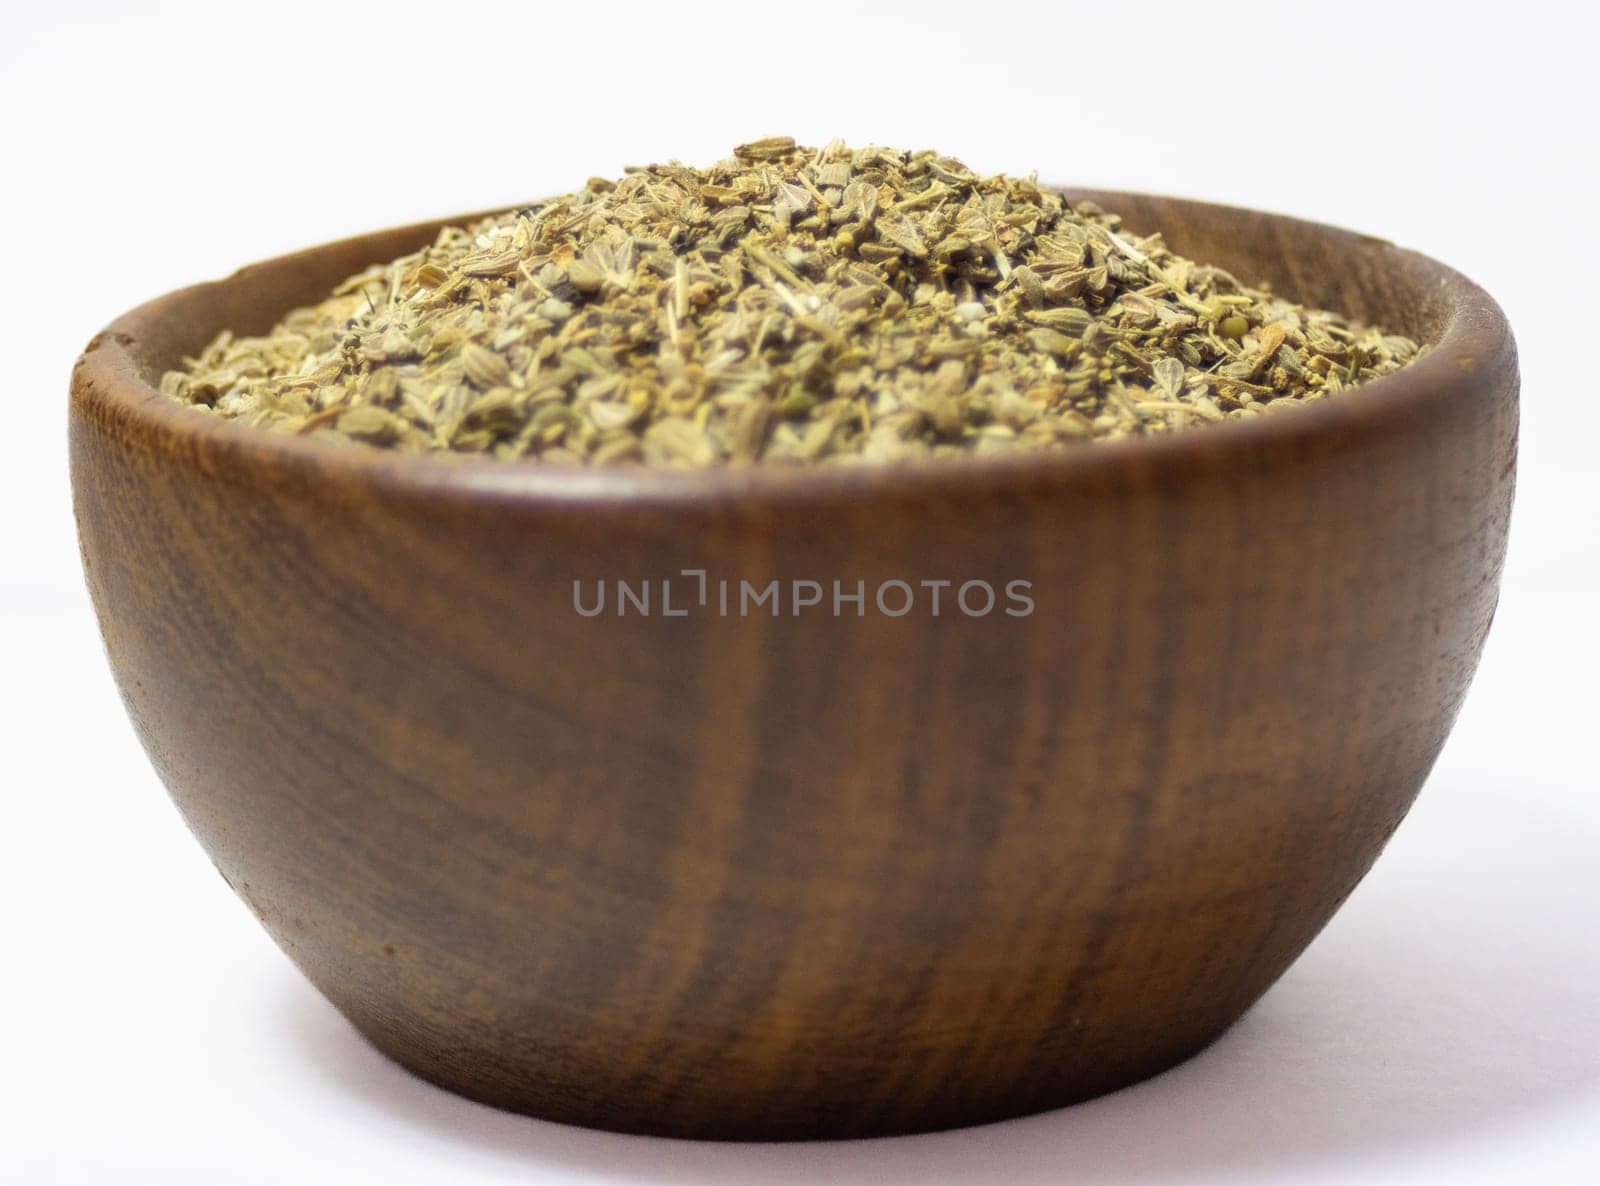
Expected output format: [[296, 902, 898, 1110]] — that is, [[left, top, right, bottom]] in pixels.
[[3, 2, 1597, 1182]]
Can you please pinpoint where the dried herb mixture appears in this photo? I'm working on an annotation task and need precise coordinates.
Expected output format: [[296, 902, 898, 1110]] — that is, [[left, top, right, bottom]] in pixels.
[[163, 137, 1420, 465]]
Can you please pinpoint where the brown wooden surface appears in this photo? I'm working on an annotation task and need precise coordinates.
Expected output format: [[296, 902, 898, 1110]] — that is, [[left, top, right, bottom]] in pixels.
[[69, 193, 1518, 1140]]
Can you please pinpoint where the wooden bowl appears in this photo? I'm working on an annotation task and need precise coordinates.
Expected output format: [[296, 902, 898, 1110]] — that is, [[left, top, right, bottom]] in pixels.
[[70, 192, 1517, 1140]]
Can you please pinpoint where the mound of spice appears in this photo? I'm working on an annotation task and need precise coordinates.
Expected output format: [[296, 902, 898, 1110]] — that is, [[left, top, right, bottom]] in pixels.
[[163, 137, 1421, 465]]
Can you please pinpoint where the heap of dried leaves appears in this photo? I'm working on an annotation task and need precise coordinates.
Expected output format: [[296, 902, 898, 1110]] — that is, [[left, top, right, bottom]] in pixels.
[[163, 137, 1421, 465]]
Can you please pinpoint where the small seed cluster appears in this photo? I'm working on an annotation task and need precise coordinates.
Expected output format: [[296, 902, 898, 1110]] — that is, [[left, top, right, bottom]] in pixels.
[[163, 138, 1421, 466]]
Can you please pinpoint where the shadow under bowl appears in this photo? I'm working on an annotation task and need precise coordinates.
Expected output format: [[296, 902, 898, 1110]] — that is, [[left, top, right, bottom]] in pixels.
[[69, 191, 1518, 1139]]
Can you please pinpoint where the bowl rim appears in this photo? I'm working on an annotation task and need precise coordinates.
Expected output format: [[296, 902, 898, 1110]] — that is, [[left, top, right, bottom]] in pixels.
[[71, 190, 1516, 509]]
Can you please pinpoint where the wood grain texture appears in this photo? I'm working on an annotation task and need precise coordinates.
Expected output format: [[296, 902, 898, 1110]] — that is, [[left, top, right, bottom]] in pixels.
[[69, 193, 1518, 1140]]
